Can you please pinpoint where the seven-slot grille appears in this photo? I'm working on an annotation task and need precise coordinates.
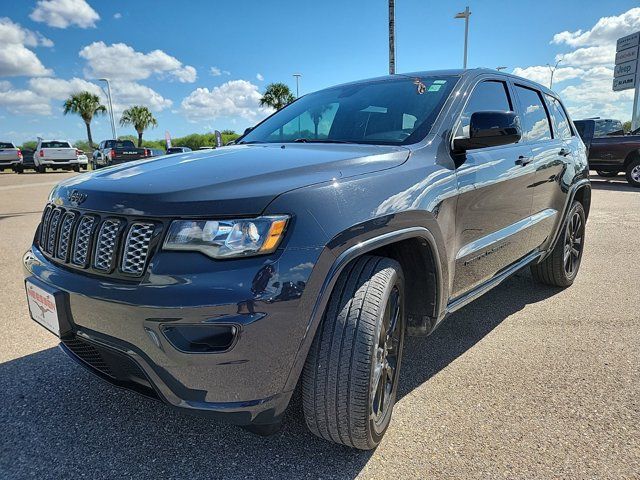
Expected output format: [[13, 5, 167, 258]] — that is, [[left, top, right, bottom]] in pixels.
[[38, 205, 157, 277]]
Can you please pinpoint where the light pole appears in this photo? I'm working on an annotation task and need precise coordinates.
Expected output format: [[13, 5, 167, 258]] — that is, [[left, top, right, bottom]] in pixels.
[[98, 78, 117, 140], [454, 6, 471, 69], [547, 59, 562, 89], [389, 0, 396, 74], [496, 66, 507, 71], [293, 73, 302, 98]]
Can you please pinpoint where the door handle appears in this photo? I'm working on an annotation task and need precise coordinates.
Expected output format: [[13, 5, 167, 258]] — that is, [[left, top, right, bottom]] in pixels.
[[559, 148, 571, 157], [515, 155, 532, 166]]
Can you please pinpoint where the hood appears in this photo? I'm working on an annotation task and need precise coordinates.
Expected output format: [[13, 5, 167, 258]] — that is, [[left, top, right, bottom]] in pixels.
[[50, 143, 410, 216]]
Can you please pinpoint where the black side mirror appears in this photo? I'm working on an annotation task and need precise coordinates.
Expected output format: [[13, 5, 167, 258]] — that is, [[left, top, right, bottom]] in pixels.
[[453, 111, 522, 152]]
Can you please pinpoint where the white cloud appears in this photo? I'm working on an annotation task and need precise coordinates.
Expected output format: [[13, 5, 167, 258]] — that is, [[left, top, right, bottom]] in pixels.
[[256, 73, 264, 81], [0, 77, 171, 118], [0, 81, 51, 115], [30, 0, 100, 29], [113, 12, 122, 19], [180, 79, 273, 122], [0, 18, 53, 77], [552, 7, 640, 47], [512, 8, 638, 122], [210, 66, 230, 77], [557, 45, 616, 68], [79, 41, 197, 83], [512, 66, 585, 86]]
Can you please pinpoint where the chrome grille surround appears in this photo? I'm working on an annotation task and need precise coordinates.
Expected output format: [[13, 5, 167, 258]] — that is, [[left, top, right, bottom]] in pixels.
[[72, 215, 95, 267], [56, 211, 76, 261], [46, 208, 62, 254], [121, 223, 155, 275], [37, 204, 159, 278], [93, 219, 122, 271]]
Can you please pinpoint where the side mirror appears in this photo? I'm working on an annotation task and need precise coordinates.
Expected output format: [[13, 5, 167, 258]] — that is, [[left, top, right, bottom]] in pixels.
[[453, 111, 522, 152]]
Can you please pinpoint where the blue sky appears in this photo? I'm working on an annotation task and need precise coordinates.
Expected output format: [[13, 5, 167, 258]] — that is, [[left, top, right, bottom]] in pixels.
[[0, 0, 638, 145]]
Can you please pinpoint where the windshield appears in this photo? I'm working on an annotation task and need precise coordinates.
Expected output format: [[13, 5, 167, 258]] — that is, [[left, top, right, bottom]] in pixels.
[[240, 76, 458, 146]]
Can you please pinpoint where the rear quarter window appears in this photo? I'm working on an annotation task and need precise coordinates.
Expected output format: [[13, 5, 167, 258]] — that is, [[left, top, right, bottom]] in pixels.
[[545, 95, 573, 140], [0, 142, 15, 148], [514, 85, 552, 142]]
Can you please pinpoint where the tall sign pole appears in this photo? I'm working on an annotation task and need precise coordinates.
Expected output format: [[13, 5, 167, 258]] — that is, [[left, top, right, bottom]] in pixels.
[[455, 7, 471, 69], [389, 0, 395, 74], [613, 31, 640, 130]]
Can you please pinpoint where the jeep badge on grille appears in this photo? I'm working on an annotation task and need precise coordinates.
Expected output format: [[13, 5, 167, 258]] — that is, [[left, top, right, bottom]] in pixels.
[[67, 190, 87, 206]]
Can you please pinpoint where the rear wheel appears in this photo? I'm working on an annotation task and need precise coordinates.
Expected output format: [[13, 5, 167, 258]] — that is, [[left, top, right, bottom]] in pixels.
[[36, 165, 45, 173], [531, 201, 585, 287], [625, 159, 640, 187], [13, 166, 24, 174], [596, 170, 618, 178], [73, 165, 80, 172], [302, 255, 405, 450]]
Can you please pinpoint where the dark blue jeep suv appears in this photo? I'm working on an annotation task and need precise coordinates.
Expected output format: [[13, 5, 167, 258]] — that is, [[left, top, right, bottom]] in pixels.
[[24, 69, 590, 449]]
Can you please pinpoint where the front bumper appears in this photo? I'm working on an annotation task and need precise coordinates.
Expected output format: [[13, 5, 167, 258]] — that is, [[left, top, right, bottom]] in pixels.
[[23, 244, 322, 424]]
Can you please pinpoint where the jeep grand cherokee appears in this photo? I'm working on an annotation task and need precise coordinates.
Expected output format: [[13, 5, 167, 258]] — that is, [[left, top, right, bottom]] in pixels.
[[24, 69, 590, 449]]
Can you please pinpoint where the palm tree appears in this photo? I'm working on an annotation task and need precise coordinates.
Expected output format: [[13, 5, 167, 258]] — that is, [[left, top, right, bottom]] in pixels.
[[63, 91, 106, 148], [260, 83, 295, 111], [119, 106, 158, 147]]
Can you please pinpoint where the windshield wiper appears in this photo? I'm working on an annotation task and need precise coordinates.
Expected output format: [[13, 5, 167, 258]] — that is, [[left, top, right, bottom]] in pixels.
[[293, 138, 354, 144], [236, 140, 263, 145]]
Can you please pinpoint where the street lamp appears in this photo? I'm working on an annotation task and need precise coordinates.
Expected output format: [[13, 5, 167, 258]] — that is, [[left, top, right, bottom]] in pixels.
[[293, 73, 302, 98], [98, 78, 117, 140], [454, 6, 471, 69], [547, 59, 562, 89], [496, 66, 507, 71]]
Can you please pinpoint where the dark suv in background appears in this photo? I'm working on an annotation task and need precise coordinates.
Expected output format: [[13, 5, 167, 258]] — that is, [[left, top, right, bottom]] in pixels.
[[24, 69, 590, 449], [573, 118, 640, 187]]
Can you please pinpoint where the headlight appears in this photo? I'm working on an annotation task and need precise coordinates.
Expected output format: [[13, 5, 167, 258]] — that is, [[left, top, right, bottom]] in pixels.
[[163, 215, 289, 259]]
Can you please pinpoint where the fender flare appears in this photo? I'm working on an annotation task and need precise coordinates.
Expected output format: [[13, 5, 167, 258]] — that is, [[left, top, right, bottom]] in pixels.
[[282, 226, 445, 393], [542, 178, 591, 259]]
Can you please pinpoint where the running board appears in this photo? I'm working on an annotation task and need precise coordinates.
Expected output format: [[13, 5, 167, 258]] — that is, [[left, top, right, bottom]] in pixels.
[[445, 250, 542, 315]]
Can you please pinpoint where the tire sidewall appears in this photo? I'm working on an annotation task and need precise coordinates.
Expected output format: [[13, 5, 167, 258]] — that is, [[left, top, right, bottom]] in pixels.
[[562, 201, 586, 283], [626, 159, 640, 187], [366, 266, 405, 446]]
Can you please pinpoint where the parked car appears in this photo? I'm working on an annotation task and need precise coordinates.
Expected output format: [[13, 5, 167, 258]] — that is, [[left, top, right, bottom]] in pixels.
[[166, 146, 192, 154], [76, 150, 89, 170], [24, 69, 590, 449], [92, 139, 151, 169], [17, 149, 36, 172], [34, 140, 82, 173], [0, 142, 23, 172], [574, 118, 640, 186]]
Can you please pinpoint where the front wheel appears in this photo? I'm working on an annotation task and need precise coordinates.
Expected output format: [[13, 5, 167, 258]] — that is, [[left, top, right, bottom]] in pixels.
[[596, 170, 618, 178], [302, 255, 405, 450], [531, 201, 586, 287], [625, 158, 640, 187]]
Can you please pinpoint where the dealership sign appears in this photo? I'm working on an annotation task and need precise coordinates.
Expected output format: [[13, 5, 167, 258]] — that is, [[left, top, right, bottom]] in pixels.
[[613, 31, 639, 92]]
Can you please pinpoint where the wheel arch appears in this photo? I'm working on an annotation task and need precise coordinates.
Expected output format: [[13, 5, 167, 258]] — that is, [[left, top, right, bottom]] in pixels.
[[282, 226, 446, 393], [623, 149, 640, 169]]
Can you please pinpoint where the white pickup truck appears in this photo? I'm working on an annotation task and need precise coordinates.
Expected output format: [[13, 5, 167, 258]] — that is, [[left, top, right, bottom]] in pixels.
[[0, 142, 23, 173], [34, 140, 86, 173]]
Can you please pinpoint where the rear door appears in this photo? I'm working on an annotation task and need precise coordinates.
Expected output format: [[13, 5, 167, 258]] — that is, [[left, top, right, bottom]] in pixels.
[[452, 78, 536, 297], [590, 120, 625, 165]]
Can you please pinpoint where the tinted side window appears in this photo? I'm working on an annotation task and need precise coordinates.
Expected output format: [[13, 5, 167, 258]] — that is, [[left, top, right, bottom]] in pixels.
[[545, 95, 572, 140], [515, 85, 551, 142], [457, 80, 512, 137], [594, 120, 624, 137]]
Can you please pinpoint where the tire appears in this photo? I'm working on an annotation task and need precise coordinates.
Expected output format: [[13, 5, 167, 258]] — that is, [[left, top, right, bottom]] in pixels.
[[36, 165, 45, 173], [13, 166, 24, 174], [625, 158, 640, 187], [73, 165, 80, 172], [302, 255, 405, 450], [596, 170, 618, 178], [531, 201, 586, 287]]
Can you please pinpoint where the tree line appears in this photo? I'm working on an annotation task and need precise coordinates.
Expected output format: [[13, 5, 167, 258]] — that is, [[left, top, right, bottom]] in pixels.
[[57, 82, 297, 151]]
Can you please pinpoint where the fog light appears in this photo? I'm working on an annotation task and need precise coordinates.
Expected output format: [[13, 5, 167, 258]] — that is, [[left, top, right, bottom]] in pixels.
[[161, 324, 238, 353]]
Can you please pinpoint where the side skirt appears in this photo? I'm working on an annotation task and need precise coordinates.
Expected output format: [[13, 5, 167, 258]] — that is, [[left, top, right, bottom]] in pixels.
[[444, 250, 542, 316]]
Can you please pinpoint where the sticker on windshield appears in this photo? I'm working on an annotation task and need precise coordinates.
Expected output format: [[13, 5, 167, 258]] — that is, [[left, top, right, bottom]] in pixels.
[[414, 78, 426, 94], [428, 84, 442, 92], [433, 80, 447, 85]]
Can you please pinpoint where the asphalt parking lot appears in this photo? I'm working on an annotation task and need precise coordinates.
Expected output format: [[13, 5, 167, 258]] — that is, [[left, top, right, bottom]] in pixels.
[[0, 171, 638, 479]]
